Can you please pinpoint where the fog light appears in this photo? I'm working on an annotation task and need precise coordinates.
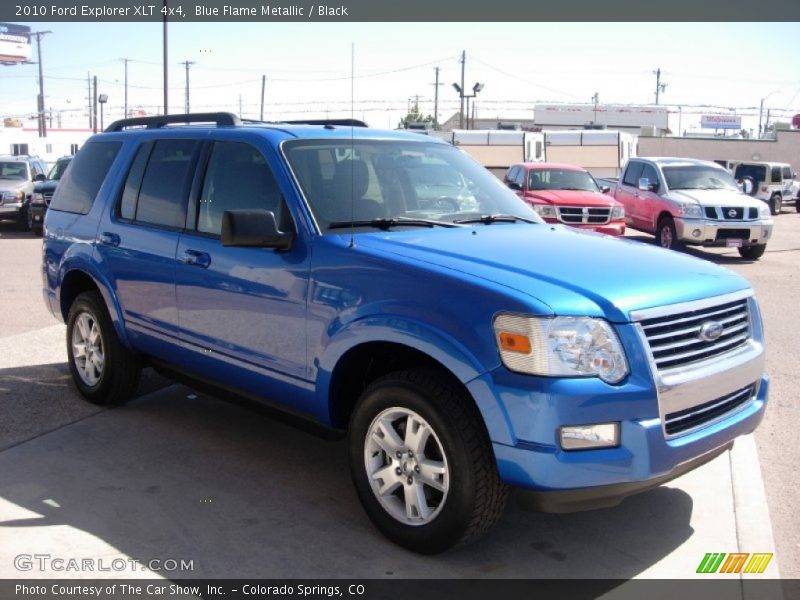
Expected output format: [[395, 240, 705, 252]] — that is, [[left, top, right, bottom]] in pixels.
[[560, 423, 620, 450], [34, 215, 41, 221], [692, 229, 702, 238]]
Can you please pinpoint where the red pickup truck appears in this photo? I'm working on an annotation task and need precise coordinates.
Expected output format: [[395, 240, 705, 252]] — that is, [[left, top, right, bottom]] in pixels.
[[504, 162, 625, 236]]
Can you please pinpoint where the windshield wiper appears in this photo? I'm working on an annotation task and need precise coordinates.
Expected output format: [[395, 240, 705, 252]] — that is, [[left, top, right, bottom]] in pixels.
[[453, 214, 538, 225], [328, 217, 461, 230]]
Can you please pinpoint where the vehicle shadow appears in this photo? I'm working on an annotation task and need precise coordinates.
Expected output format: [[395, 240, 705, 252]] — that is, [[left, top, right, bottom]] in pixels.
[[0, 221, 38, 240], [623, 233, 771, 265], [0, 363, 696, 585]]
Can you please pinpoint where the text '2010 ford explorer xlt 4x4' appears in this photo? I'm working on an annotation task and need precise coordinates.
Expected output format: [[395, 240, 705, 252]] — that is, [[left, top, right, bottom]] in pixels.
[[42, 113, 768, 554]]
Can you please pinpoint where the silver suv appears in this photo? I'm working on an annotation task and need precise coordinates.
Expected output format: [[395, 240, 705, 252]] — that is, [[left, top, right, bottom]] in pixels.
[[0, 154, 49, 230], [729, 160, 796, 215]]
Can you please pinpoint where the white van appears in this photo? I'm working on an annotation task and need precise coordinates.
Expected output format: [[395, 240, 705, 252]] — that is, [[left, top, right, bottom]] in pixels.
[[729, 161, 796, 215]]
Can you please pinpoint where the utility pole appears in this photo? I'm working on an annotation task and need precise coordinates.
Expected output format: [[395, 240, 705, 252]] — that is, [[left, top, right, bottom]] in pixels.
[[31, 31, 51, 137], [239, 94, 243, 116], [653, 68, 667, 105], [260, 74, 266, 120], [591, 92, 599, 123], [87, 72, 93, 129], [459, 50, 466, 128], [122, 58, 130, 118], [183, 60, 195, 113], [162, 0, 169, 114], [432, 66, 441, 128], [92, 76, 98, 133]]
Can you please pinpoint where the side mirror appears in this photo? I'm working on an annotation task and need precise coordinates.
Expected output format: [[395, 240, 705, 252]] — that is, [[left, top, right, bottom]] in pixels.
[[638, 178, 659, 193], [221, 209, 294, 250], [33, 173, 46, 182], [507, 181, 522, 191], [794, 172, 797, 179], [601, 186, 611, 194]]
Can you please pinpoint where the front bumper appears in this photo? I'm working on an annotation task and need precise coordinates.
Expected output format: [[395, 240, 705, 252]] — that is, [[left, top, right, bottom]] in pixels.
[[542, 218, 626, 237], [29, 203, 47, 224], [675, 217, 773, 247], [467, 315, 768, 512], [0, 201, 24, 217]]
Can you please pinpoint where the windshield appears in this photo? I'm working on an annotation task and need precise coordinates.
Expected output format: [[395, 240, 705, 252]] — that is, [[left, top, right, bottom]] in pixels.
[[48, 158, 72, 181], [0, 162, 28, 180], [662, 165, 739, 191], [283, 139, 541, 231], [528, 168, 600, 192]]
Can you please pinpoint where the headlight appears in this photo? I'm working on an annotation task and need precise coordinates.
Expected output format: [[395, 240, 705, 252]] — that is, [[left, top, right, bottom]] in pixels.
[[494, 314, 629, 384], [532, 204, 557, 219], [676, 203, 702, 219], [758, 204, 771, 218], [610, 205, 625, 220], [2, 190, 24, 202]]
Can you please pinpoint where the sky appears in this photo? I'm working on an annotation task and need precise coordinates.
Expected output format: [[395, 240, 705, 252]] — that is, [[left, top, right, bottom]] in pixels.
[[2, 22, 799, 133]]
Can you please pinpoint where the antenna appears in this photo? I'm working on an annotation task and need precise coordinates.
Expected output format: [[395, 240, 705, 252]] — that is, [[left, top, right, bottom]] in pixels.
[[349, 42, 355, 248]]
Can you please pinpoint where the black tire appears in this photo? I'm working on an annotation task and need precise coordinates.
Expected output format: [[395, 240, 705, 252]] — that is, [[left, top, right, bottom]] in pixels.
[[738, 244, 767, 260], [348, 368, 508, 554], [32, 224, 43, 237], [16, 205, 30, 232], [66, 291, 142, 405], [769, 194, 781, 216], [796, 197, 800, 213], [655, 216, 683, 251]]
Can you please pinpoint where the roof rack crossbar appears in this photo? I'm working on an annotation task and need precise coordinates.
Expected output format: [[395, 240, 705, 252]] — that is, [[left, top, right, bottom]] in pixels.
[[284, 118, 368, 128], [104, 112, 241, 132]]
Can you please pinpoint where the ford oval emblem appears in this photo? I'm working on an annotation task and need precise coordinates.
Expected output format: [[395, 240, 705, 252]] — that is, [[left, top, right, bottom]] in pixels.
[[728, 208, 737, 218], [698, 321, 724, 342]]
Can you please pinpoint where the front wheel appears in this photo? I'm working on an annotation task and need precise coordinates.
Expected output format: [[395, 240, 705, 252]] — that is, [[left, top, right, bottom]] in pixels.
[[656, 216, 683, 251], [769, 194, 782, 216], [16, 205, 30, 231], [348, 369, 508, 554], [66, 291, 142, 405], [738, 244, 767, 260]]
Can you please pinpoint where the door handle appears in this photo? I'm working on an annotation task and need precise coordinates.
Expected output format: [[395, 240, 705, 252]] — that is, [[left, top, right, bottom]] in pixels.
[[181, 249, 211, 268], [98, 232, 120, 247]]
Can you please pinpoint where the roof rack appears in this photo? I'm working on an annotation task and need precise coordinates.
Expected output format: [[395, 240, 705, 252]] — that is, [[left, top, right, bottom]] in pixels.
[[104, 112, 241, 132], [284, 118, 368, 128]]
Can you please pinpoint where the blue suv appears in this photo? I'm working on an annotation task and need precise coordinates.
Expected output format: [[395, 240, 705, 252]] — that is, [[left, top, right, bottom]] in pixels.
[[42, 113, 768, 553]]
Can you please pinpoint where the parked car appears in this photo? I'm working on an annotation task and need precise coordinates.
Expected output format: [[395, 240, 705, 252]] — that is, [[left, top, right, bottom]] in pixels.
[[504, 162, 625, 236], [607, 157, 773, 259], [0, 154, 49, 231], [43, 114, 768, 553], [398, 154, 478, 212], [728, 160, 795, 215], [30, 156, 73, 236]]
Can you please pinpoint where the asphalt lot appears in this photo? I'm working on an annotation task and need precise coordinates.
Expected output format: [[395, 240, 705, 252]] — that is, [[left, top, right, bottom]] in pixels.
[[0, 212, 797, 583]]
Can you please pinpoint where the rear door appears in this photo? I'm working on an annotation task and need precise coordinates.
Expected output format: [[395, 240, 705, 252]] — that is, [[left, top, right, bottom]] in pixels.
[[781, 166, 793, 199], [95, 137, 201, 359], [174, 138, 311, 386]]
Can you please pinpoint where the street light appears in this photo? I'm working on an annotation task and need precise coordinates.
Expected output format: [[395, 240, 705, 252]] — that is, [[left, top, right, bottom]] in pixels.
[[463, 82, 484, 130], [98, 94, 108, 130]]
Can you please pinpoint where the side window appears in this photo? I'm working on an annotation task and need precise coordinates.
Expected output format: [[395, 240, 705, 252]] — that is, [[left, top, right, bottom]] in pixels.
[[640, 163, 659, 187], [770, 166, 781, 183], [134, 139, 199, 229], [782, 167, 793, 180], [506, 166, 519, 183], [197, 141, 284, 236], [622, 161, 644, 186], [118, 142, 153, 221], [49, 141, 122, 215]]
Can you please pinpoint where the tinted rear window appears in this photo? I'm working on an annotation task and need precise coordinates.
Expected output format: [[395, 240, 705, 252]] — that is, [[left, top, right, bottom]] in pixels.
[[49, 141, 122, 215], [134, 139, 199, 228], [733, 164, 767, 183]]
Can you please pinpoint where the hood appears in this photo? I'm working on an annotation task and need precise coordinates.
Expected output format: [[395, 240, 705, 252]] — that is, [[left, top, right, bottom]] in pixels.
[[525, 189, 620, 207], [0, 179, 27, 193], [357, 225, 749, 322], [666, 188, 763, 208]]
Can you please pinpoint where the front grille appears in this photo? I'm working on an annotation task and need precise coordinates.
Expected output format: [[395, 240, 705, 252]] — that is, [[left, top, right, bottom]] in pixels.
[[748, 207, 758, 219], [665, 384, 755, 435], [557, 206, 610, 225], [704, 207, 757, 221], [640, 298, 750, 371], [715, 229, 750, 241], [43, 193, 53, 206]]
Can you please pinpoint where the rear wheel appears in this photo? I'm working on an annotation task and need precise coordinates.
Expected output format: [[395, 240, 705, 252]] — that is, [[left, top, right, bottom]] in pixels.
[[738, 244, 767, 260], [655, 216, 683, 251], [348, 369, 508, 554], [769, 194, 782, 215], [66, 291, 142, 405]]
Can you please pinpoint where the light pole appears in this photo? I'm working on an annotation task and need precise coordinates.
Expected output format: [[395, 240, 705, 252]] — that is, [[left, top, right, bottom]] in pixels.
[[461, 83, 484, 129], [98, 94, 108, 130]]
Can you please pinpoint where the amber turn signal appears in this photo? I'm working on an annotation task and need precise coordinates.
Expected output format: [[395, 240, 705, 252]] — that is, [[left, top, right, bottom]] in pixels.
[[498, 332, 532, 354]]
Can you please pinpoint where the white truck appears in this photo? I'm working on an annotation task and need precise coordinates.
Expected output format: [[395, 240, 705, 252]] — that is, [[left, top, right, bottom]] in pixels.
[[433, 129, 636, 180]]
